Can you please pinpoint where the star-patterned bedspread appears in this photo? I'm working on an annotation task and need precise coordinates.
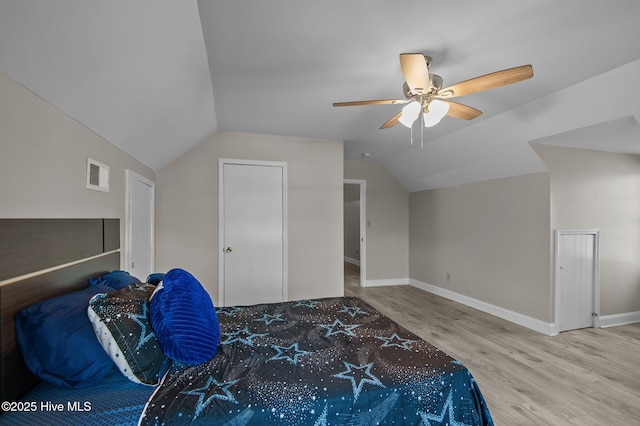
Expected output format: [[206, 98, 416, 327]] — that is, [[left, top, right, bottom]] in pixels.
[[139, 297, 493, 425]]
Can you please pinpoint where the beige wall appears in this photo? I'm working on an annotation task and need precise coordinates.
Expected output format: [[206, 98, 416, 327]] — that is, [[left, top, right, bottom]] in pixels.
[[344, 159, 409, 282], [533, 144, 640, 316], [0, 73, 155, 267], [156, 131, 344, 304], [409, 172, 552, 321]]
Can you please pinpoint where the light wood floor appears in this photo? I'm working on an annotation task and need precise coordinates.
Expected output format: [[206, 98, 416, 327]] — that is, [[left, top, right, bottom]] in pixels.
[[344, 262, 640, 425]]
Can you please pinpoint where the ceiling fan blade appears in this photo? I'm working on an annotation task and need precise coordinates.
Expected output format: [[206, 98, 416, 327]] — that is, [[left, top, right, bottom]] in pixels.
[[400, 53, 430, 95], [379, 111, 402, 129], [441, 100, 483, 120], [332, 99, 407, 107], [436, 65, 533, 99]]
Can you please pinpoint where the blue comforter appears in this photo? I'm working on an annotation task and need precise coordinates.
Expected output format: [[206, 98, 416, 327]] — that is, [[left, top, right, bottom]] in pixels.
[[139, 297, 493, 425]]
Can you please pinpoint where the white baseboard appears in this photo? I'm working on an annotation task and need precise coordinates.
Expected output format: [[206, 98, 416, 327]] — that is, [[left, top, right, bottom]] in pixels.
[[409, 279, 555, 336], [344, 256, 360, 267], [364, 278, 410, 288], [599, 311, 640, 328]]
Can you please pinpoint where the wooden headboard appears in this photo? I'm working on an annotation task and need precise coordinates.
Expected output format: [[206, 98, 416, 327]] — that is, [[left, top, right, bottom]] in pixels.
[[0, 219, 120, 401]]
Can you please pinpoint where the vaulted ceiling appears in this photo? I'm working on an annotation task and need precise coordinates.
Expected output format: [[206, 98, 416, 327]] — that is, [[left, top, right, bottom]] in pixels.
[[2, 1, 640, 191]]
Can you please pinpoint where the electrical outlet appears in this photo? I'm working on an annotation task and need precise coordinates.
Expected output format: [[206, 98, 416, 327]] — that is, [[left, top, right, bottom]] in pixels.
[[446, 273, 450, 282]]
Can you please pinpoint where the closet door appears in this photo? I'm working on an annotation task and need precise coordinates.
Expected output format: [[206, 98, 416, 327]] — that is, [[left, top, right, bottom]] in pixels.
[[557, 231, 597, 332], [219, 160, 286, 306], [126, 170, 155, 281]]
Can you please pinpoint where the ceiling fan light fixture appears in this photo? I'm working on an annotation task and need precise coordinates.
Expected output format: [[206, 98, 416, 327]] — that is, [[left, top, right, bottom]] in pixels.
[[399, 100, 421, 127], [423, 99, 449, 127], [332, 54, 533, 133]]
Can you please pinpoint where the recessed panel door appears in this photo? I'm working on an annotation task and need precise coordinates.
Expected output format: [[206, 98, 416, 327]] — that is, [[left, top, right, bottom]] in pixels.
[[126, 170, 155, 281], [221, 162, 285, 306], [558, 233, 595, 332]]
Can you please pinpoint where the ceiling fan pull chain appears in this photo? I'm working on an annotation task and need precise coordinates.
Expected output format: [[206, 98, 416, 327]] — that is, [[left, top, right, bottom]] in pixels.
[[410, 124, 414, 146], [420, 113, 424, 149]]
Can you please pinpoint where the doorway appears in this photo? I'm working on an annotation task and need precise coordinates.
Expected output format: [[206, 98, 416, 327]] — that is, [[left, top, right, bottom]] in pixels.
[[555, 229, 600, 332], [125, 170, 155, 281], [218, 159, 287, 306], [343, 179, 366, 288]]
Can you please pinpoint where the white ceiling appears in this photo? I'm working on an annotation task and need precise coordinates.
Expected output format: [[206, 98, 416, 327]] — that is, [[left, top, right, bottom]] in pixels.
[[2, 1, 640, 191], [0, 0, 216, 171]]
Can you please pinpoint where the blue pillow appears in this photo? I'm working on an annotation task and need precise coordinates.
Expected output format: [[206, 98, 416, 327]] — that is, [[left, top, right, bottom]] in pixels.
[[146, 272, 166, 286], [15, 284, 116, 388], [88, 270, 141, 290], [149, 268, 220, 364]]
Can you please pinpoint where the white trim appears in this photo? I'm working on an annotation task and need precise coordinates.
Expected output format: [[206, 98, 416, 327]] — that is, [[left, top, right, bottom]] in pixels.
[[218, 158, 288, 306], [409, 278, 556, 336], [125, 170, 156, 278], [364, 278, 410, 287], [344, 179, 366, 287], [218, 162, 225, 304], [344, 256, 360, 267], [554, 229, 600, 331], [599, 311, 640, 328], [86, 158, 110, 192], [0, 250, 120, 287]]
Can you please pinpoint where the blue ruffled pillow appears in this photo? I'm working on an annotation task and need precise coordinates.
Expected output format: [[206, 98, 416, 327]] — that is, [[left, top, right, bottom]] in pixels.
[[88, 270, 141, 290], [15, 284, 116, 388], [146, 272, 166, 286], [149, 268, 220, 364]]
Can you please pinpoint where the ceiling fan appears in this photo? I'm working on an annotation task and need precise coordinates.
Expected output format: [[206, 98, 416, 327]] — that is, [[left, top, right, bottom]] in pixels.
[[333, 53, 533, 130]]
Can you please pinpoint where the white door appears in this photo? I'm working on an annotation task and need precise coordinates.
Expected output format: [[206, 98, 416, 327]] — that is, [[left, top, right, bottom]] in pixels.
[[219, 160, 286, 306], [125, 170, 155, 281], [557, 231, 597, 332]]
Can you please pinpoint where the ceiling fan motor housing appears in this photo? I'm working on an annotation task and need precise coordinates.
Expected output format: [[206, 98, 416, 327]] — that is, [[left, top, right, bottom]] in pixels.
[[403, 74, 443, 100]]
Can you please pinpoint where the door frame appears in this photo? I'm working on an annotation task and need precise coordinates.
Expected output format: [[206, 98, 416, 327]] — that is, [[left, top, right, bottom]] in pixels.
[[554, 229, 600, 334], [344, 179, 366, 287], [218, 158, 288, 306], [124, 170, 155, 278]]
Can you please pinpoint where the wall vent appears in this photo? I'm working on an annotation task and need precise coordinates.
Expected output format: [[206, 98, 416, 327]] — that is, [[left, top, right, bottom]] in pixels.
[[86, 158, 110, 192]]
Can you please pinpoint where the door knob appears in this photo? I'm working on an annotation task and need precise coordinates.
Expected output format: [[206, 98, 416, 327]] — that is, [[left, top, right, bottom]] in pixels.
[[225, 246, 232, 253]]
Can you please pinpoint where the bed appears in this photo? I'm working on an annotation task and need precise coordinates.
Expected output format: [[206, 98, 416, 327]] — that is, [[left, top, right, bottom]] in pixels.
[[0, 219, 493, 425]]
